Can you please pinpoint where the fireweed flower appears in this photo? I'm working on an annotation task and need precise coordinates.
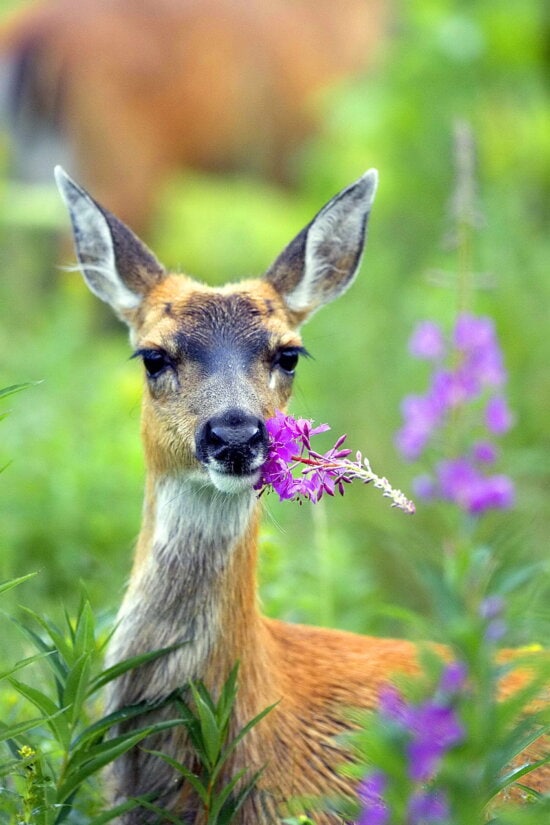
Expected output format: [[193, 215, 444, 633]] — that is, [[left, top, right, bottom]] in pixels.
[[407, 789, 450, 824], [356, 664, 465, 825], [357, 772, 389, 825], [256, 410, 415, 514], [379, 664, 465, 784], [408, 320, 445, 360], [479, 594, 507, 643], [395, 313, 515, 515]]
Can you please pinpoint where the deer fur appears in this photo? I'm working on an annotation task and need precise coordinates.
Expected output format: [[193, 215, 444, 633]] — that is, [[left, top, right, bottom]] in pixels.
[[55, 167, 549, 824], [1, 0, 386, 233]]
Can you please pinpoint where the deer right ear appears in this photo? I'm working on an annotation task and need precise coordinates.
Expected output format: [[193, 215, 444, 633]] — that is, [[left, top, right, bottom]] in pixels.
[[265, 170, 378, 325], [54, 166, 165, 322]]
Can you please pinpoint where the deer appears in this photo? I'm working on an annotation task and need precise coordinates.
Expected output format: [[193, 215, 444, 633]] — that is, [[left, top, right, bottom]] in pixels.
[[2, 0, 386, 234], [55, 166, 548, 823]]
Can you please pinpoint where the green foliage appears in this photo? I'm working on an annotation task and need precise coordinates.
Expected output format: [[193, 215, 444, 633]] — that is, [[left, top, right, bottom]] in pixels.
[[142, 665, 276, 825], [0, 579, 271, 823], [333, 548, 549, 822], [0, 384, 34, 473], [0, 593, 187, 823]]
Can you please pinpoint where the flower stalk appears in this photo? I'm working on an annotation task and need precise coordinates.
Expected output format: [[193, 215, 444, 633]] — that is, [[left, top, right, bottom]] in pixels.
[[256, 411, 415, 515]]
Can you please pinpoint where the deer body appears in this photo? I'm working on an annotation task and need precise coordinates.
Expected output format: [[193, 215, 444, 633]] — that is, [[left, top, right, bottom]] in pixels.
[[107, 473, 420, 820], [2, 0, 386, 232], [56, 169, 548, 822]]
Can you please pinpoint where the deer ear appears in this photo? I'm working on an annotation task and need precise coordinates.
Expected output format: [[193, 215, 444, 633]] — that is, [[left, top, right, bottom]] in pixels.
[[265, 170, 378, 323], [54, 166, 165, 322]]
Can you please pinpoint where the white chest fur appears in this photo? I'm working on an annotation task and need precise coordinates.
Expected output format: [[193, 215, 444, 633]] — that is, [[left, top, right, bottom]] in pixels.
[[106, 476, 257, 704]]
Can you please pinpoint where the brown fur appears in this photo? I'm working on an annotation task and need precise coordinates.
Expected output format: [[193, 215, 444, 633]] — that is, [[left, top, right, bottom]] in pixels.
[[54, 168, 548, 823], [1, 0, 386, 233]]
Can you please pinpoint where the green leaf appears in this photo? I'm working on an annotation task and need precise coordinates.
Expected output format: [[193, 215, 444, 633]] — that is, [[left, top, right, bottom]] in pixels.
[[216, 767, 264, 825], [175, 696, 204, 754], [0, 651, 52, 682], [56, 728, 156, 803], [190, 682, 222, 768], [212, 702, 277, 786], [194, 679, 218, 716], [217, 664, 240, 734], [18, 606, 75, 666], [71, 700, 165, 752], [63, 652, 93, 726], [207, 766, 248, 824], [8, 677, 70, 747], [0, 756, 23, 777], [73, 599, 96, 658], [65, 719, 184, 776], [137, 799, 185, 824], [9, 616, 68, 685], [0, 712, 65, 743], [88, 641, 187, 695], [496, 757, 550, 794], [0, 382, 36, 401], [0, 572, 37, 596], [144, 749, 209, 803], [87, 795, 158, 825]]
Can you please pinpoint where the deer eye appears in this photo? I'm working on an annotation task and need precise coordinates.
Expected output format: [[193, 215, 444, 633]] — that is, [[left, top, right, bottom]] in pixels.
[[134, 349, 173, 378], [274, 347, 305, 375]]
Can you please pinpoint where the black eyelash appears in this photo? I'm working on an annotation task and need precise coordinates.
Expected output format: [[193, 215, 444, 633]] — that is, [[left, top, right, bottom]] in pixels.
[[274, 346, 311, 374], [132, 348, 174, 378]]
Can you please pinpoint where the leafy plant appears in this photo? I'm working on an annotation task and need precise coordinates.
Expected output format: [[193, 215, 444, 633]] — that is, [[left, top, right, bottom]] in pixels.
[[0, 596, 186, 823], [141, 664, 276, 825], [327, 122, 550, 825], [0, 592, 274, 824], [0, 383, 35, 474]]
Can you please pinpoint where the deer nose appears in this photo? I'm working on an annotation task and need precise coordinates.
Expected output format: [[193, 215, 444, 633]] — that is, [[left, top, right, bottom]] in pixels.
[[196, 409, 269, 475]]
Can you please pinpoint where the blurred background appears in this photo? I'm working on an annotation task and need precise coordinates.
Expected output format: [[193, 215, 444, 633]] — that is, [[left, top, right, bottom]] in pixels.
[[0, 0, 549, 647]]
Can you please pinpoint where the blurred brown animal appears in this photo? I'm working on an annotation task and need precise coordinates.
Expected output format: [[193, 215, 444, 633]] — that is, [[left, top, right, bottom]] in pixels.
[[0, 0, 387, 234]]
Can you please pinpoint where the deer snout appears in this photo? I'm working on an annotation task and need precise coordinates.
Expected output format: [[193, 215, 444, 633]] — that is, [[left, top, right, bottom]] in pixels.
[[195, 409, 269, 480]]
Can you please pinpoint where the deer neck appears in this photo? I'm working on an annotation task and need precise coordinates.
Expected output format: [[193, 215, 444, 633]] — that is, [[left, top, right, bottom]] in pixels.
[[107, 473, 267, 705]]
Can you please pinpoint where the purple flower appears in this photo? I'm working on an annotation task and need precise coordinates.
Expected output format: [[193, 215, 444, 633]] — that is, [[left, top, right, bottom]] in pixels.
[[413, 474, 437, 500], [436, 458, 515, 515], [397, 313, 515, 518], [472, 441, 498, 463], [479, 595, 505, 621], [467, 474, 515, 514], [357, 772, 389, 825], [407, 702, 464, 781], [379, 669, 465, 784], [379, 685, 411, 726], [258, 412, 416, 512], [437, 457, 479, 503], [408, 789, 450, 824], [438, 662, 468, 696], [479, 595, 507, 643], [395, 394, 442, 460], [466, 341, 507, 389], [409, 321, 445, 360], [485, 396, 514, 434], [454, 313, 495, 352]]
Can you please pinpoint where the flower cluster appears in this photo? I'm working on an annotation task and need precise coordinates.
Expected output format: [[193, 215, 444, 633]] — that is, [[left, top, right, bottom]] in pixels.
[[357, 663, 467, 825], [256, 411, 415, 514], [395, 314, 515, 515]]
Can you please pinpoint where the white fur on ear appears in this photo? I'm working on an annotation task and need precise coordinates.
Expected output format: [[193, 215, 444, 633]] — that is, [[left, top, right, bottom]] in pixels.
[[55, 165, 142, 312], [286, 169, 378, 314], [265, 169, 378, 321]]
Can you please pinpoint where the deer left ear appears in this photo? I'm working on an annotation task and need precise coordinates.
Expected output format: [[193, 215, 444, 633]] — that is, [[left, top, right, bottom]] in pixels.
[[54, 166, 166, 323], [265, 169, 378, 324]]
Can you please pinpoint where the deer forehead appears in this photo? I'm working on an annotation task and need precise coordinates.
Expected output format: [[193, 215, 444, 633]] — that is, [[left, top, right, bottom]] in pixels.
[[135, 275, 303, 354]]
